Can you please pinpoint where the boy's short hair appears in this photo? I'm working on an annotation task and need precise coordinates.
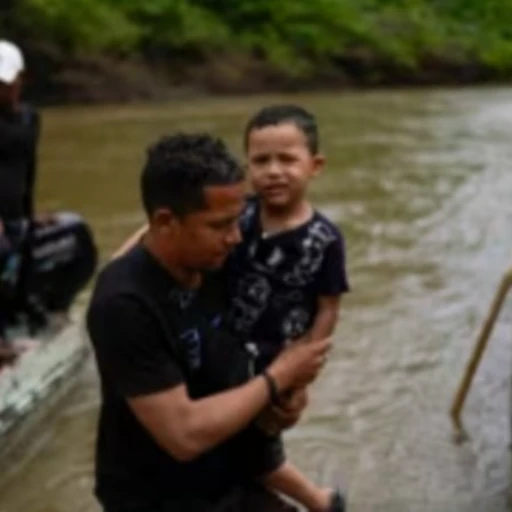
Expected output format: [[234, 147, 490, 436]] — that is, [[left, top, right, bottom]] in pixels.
[[244, 104, 319, 154], [141, 133, 244, 219]]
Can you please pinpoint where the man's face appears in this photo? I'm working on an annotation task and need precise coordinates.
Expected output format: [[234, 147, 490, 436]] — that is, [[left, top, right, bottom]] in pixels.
[[156, 182, 245, 272]]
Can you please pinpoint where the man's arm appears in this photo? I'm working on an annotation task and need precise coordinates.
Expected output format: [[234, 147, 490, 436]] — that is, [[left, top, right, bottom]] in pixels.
[[129, 374, 275, 461], [88, 295, 331, 462], [21, 108, 40, 221], [129, 335, 331, 461]]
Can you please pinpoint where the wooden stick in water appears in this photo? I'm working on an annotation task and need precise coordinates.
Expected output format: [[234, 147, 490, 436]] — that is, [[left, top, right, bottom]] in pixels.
[[450, 263, 512, 443]]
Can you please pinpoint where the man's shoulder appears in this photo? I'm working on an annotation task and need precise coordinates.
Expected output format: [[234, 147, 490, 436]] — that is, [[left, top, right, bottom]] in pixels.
[[89, 247, 147, 309], [88, 245, 185, 328], [86, 248, 161, 348], [95, 249, 136, 289]]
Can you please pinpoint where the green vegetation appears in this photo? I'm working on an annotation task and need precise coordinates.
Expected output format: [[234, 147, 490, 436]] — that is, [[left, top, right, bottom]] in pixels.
[[3, 0, 512, 99]]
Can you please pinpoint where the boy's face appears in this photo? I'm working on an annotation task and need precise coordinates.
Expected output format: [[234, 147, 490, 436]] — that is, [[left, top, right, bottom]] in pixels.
[[246, 122, 324, 209]]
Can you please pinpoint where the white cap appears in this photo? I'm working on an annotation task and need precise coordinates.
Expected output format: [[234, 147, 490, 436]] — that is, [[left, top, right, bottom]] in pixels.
[[0, 40, 24, 84]]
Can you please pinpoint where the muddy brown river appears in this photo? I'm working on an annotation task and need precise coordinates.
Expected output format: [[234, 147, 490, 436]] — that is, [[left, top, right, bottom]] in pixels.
[[0, 88, 511, 511]]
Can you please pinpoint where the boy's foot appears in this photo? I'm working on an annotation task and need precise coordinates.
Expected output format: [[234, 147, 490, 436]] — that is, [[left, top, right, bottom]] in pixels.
[[328, 489, 346, 511], [313, 488, 346, 512]]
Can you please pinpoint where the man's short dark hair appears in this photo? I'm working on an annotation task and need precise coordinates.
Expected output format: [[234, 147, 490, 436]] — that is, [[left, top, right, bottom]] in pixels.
[[141, 133, 244, 218], [244, 104, 319, 154]]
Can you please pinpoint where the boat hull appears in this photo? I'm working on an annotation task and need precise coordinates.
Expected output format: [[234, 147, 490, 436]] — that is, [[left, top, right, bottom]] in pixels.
[[0, 317, 89, 455]]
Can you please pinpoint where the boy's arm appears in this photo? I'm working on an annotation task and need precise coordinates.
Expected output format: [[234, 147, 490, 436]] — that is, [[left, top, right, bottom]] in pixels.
[[302, 228, 349, 343], [111, 223, 148, 260], [257, 296, 342, 433], [304, 295, 342, 342], [260, 297, 341, 433], [262, 461, 332, 511]]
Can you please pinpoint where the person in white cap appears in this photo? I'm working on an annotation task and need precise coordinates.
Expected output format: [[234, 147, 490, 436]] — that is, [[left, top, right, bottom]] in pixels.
[[0, 40, 33, 227], [0, 39, 25, 94], [0, 39, 40, 362], [0, 40, 98, 366]]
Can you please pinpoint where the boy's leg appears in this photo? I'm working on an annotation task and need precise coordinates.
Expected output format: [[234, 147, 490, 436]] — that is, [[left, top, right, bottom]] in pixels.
[[236, 483, 299, 512], [263, 460, 339, 511]]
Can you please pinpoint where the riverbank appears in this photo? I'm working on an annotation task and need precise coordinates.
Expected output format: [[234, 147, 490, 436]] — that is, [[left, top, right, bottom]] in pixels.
[[24, 48, 507, 105], [8, 1, 512, 105]]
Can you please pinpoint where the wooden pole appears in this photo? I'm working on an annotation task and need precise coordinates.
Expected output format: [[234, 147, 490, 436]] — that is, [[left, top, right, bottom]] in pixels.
[[450, 264, 512, 443]]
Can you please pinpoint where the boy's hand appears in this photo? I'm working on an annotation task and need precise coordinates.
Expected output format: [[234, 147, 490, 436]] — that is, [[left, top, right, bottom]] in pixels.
[[257, 387, 309, 434], [281, 387, 308, 413]]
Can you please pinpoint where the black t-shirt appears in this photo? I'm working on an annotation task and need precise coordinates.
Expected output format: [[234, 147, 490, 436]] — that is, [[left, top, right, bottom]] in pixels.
[[86, 245, 284, 510], [225, 196, 350, 367], [0, 104, 40, 221]]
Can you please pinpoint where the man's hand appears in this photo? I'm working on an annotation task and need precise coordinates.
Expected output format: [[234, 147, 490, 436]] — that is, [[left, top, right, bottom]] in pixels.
[[258, 336, 331, 436]]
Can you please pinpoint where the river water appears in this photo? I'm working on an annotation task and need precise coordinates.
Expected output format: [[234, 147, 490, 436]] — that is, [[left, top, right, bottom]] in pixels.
[[0, 88, 511, 511]]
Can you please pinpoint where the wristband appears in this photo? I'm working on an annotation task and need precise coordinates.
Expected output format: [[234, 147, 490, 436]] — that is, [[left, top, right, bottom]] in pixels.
[[261, 370, 281, 406]]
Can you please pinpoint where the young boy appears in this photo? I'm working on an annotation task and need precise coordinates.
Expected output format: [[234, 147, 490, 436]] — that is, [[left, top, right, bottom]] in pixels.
[[226, 104, 349, 370], [224, 104, 350, 510]]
